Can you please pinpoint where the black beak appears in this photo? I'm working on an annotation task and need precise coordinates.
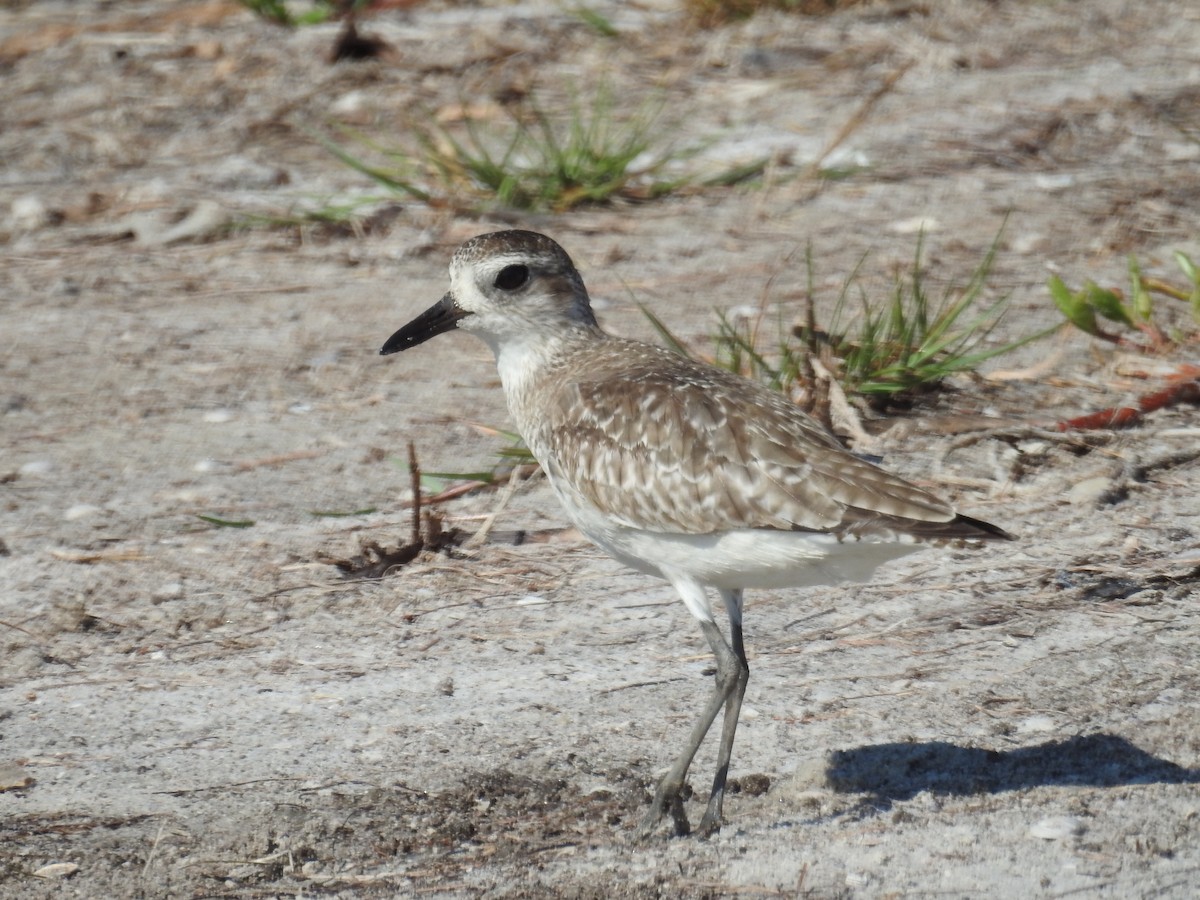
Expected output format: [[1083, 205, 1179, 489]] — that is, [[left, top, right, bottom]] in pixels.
[[380, 293, 467, 355]]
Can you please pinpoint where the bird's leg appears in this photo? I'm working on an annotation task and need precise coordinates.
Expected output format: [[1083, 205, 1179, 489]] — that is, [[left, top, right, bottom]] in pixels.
[[638, 617, 744, 839], [698, 589, 749, 836]]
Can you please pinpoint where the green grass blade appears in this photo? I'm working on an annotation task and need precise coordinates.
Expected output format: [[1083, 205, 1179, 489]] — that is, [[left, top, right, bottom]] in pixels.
[[196, 514, 255, 528], [639, 304, 696, 359], [317, 135, 432, 201]]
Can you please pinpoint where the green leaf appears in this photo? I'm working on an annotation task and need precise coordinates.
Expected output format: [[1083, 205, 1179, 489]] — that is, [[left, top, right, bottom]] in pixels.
[[295, 9, 333, 25], [310, 508, 377, 518], [1048, 275, 1098, 335], [422, 471, 496, 484], [1175, 252, 1200, 322], [196, 515, 255, 528], [496, 445, 536, 462], [240, 0, 294, 25], [1128, 255, 1152, 322], [1083, 282, 1133, 326], [1174, 250, 1198, 283]]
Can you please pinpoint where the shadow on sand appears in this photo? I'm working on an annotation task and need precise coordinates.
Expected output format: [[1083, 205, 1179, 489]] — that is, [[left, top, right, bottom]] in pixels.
[[827, 733, 1200, 805]]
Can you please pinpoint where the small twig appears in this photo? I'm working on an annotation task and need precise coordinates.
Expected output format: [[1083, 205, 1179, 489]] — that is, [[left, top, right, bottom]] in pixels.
[[804, 60, 914, 180], [322, 443, 468, 578], [944, 425, 1113, 460], [141, 821, 167, 879], [810, 357, 876, 452], [599, 678, 687, 695], [408, 440, 422, 549], [1101, 446, 1200, 505], [413, 479, 490, 506], [152, 777, 303, 797], [0, 618, 41, 639], [1055, 368, 1200, 431], [406, 463, 541, 507], [1130, 446, 1200, 479], [465, 463, 527, 550], [987, 325, 1072, 381], [781, 605, 838, 631], [49, 547, 148, 563], [233, 449, 324, 471]]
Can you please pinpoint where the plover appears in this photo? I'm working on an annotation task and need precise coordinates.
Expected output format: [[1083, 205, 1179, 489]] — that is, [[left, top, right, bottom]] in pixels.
[[380, 230, 1012, 837]]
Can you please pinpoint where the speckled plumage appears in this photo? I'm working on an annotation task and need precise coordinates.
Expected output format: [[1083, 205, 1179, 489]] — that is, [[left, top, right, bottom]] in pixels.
[[381, 229, 1012, 837], [522, 339, 964, 536]]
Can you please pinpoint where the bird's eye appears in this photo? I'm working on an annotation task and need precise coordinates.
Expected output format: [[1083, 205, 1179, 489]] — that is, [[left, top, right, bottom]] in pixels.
[[493, 264, 530, 291]]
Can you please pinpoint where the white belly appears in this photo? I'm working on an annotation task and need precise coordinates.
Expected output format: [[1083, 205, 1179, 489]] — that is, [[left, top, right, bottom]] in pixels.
[[558, 484, 924, 591]]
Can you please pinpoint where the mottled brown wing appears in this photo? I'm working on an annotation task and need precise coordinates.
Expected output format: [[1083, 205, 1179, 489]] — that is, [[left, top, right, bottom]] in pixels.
[[537, 342, 961, 537]]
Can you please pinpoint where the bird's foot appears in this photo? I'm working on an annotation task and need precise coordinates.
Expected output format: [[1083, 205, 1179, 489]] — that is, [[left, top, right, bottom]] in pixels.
[[636, 781, 691, 839], [696, 786, 725, 837], [697, 808, 723, 837]]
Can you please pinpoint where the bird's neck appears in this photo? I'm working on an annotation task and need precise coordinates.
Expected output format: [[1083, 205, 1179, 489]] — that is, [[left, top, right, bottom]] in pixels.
[[490, 326, 604, 427]]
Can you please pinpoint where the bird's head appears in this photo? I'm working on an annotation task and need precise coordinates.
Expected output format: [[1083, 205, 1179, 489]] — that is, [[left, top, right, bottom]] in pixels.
[[380, 230, 598, 357]]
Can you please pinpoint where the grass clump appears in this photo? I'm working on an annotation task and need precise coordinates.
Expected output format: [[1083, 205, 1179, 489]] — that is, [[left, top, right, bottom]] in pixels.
[[1049, 251, 1200, 352], [806, 232, 1034, 401], [323, 90, 770, 213], [647, 228, 1043, 412]]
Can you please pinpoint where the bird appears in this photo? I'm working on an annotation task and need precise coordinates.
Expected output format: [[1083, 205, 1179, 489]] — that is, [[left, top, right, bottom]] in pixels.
[[379, 229, 1012, 838]]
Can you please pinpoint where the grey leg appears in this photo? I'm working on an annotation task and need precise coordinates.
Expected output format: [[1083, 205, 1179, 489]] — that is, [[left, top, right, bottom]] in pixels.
[[698, 589, 749, 836], [638, 614, 747, 839]]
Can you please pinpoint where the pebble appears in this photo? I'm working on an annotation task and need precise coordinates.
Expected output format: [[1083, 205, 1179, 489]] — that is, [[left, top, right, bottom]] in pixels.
[[1034, 173, 1075, 191], [202, 409, 234, 424], [1137, 702, 1181, 724], [33, 863, 79, 879], [1029, 815, 1084, 840], [307, 350, 340, 369], [1068, 475, 1112, 505], [10, 195, 51, 231], [19, 459, 53, 476], [1164, 141, 1200, 161], [947, 824, 979, 844], [890, 216, 941, 234], [1016, 439, 1050, 456], [64, 504, 103, 521], [1016, 715, 1058, 734], [1010, 232, 1046, 255], [205, 155, 283, 190], [821, 148, 870, 171], [331, 90, 368, 115], [0, 762, 34, 791], [152, 582, 183, 602], [135, 200, 229, 246]]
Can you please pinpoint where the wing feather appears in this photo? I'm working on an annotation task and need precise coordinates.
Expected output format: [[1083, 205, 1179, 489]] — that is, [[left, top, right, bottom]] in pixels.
[[520, 339, 976, 538]]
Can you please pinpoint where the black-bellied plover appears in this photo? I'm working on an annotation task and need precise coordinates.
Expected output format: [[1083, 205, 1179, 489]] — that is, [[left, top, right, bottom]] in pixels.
[[381, 230, 1012, 837]]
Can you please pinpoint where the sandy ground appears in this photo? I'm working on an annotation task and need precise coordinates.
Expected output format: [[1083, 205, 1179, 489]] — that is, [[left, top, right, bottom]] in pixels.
[[2, 0, 1199, 897]]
